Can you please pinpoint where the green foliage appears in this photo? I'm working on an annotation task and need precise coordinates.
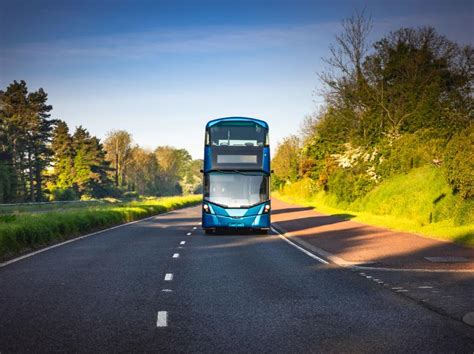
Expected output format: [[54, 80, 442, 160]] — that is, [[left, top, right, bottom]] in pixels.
[[377, 129, 449, 178], [51, 187, 77, 201], [326, 168, 373, 204], [444, 127, 474, 199], [272, 135, 301, 184], [0, 195, 201, 259], [0, 80, 54, 202]]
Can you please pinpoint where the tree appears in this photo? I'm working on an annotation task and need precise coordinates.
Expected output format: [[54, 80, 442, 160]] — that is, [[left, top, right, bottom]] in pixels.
[[72, 126, 113, 198], [103, 130, 132, 188], [155, 146, 192, 195], [50, 120, 75, 190], [0, 80, 54, 202], [272, 135, 301, 187], [125, 146, 160, 195]]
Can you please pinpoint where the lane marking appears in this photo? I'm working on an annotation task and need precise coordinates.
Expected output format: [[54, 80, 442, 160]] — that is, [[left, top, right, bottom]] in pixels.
[[0, 208, 185, 268], [186, 232, 192, 236], [193, 227, 197, 230], [391, 287, 403, 290], [164, 273, 173, 281], [162, 289, 173, 292], [418, 286, 433, 289], [172, 253, 180, 258], [157, 311, 168, 327], [396, 289, 409, 292], [180, 241, 186, 245], [271, 227, 328, 265]]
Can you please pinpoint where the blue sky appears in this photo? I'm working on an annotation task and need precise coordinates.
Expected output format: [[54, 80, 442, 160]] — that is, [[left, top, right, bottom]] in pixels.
[[1, 0, 473, 158]]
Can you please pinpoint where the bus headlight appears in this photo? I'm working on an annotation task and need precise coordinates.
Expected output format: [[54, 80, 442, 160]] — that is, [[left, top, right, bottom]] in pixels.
[[203, 203, 210, 213], [263, 204, 271, 213]]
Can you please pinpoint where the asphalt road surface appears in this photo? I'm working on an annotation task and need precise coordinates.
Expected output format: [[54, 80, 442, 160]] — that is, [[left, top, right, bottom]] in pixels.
[[1, 206, 473, 353]]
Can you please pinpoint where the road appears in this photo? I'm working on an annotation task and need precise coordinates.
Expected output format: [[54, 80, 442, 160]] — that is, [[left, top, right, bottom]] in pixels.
[[0, 205, 473, 353]]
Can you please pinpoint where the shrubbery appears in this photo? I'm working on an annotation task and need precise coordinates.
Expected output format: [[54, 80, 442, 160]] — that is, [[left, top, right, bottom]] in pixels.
[[444, 127, 474, 199]]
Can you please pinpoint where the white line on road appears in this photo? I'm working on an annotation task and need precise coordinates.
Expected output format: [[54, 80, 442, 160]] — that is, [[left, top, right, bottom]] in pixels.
[[271, 227, 328, 265], [164, 273, 173, 281], [418, 286, 433, 289], [186, 232, 192, 236], [180, 241, 186, 245], [157, 311, 168, 327], [392, 287, 404, 290], [172, 253, 180, 258], [193, 227, 197, 230], [396, 289, 409, 292]]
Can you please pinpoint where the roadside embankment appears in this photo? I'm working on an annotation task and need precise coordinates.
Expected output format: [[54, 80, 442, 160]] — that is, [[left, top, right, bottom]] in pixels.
[[273, 166, 473, 247], [0, 195, 201, 260]]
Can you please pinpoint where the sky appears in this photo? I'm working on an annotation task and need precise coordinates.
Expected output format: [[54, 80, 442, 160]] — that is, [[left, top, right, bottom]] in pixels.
[[1, 0, 473, 158]]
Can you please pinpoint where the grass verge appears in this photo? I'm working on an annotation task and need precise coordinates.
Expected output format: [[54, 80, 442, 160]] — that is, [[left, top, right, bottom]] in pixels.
[[0, 195, 202, 260], [273, 167, 473, 247]]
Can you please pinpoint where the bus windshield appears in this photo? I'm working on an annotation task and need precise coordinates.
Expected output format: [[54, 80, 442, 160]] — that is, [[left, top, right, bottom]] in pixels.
[[204, 172, 269, 208], [207, 122, 268, 147]]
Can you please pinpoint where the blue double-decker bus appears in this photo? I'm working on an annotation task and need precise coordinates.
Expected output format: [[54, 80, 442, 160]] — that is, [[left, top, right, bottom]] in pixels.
[[201, 117, 271, 234]]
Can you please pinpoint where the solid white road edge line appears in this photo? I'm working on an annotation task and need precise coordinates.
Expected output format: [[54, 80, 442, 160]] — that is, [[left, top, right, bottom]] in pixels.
[[271, 227, 329, 265], [157, 311, 168, 327], [0, 206, 194, 269], [164, 273, 173, 281]]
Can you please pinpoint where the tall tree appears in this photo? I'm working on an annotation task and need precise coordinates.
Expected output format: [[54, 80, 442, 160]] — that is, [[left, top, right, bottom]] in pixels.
[[103, 130, 132, 188], [72, 126, 113, 198], [50, 120, 75, 189], [155, 146, 192, 195], [0, 80, 54, 202]]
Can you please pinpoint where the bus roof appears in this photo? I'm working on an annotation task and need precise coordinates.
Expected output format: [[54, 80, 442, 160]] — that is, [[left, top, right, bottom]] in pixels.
[[206, 117, 269, 129]]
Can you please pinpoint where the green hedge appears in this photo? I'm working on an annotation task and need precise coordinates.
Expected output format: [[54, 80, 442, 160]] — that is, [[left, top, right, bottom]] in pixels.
[[0, 195, 201, 259]]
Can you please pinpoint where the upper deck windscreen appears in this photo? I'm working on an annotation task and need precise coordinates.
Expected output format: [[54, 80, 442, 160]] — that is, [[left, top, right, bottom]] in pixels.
[[207, 121, 268, 147]]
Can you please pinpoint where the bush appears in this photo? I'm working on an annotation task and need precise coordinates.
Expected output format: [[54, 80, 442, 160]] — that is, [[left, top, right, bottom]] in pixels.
[[444, 127, 474, 199], [327, 168, 373, 204], [51, 188, 77, 201], [280, 178, 318, 200], [377, 129, 449, 179]]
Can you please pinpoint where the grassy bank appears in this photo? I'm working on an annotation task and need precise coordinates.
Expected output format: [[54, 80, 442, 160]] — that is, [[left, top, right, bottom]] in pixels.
[[0, 195, 202, 260], [274, 166, 473, 247]]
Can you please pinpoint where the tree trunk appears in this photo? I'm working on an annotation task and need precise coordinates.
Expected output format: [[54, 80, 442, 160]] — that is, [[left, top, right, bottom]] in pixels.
[[27, 150, 35, 202]]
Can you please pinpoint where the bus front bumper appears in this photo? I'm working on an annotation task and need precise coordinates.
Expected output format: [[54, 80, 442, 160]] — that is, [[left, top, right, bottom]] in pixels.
[[202, 213, 270, 229]]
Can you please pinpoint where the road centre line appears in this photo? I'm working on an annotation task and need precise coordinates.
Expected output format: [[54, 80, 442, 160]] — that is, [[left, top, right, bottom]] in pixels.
[[157, 311, 168, 327], [172, 253, 180, 258], [164, 273, 173, 281], [271, 227, 329, 265]]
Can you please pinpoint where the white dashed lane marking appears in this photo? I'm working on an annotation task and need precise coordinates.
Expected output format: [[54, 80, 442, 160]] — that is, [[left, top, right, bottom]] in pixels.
[[172, 253, 180, 258], [180, 241, 186, 245], [186, 232, 192, 236], [164, 273, 173, 281], [157, 311, 168, 327]]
